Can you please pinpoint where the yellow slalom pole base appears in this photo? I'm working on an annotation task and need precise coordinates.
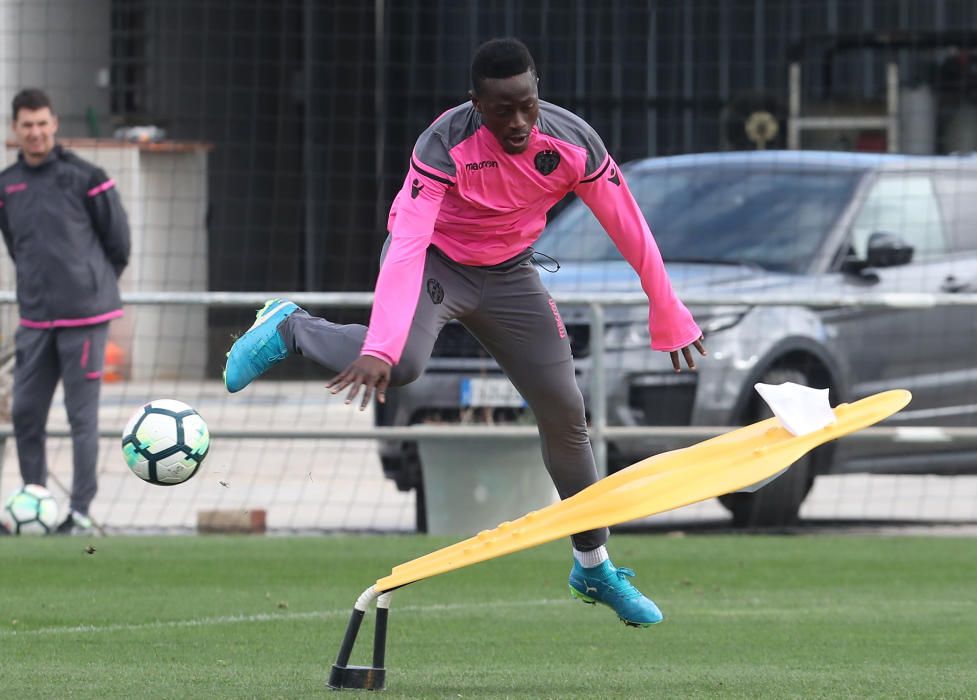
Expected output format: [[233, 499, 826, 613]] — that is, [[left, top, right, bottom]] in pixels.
[[376, 389, 911, 592]]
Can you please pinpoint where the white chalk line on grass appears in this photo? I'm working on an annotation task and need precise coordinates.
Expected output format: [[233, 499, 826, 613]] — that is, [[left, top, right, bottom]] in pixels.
[[679, 598, 977, 619], [10, 596, 974, 638], [1, 597, 571, 638]]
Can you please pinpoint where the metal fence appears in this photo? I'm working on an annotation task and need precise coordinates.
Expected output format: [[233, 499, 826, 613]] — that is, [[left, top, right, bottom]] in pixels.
[[3, 290, 976, 534]]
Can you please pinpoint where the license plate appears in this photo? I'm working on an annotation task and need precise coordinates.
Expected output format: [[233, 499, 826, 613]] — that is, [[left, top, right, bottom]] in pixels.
[[460, 377, 526, 408]]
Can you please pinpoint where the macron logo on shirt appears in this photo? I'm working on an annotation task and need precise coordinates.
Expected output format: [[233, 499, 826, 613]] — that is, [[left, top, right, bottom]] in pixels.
[[464, 160, 498, 172], [411, 178, 424, 199]]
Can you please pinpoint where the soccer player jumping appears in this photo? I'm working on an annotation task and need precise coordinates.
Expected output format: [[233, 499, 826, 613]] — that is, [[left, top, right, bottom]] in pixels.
[[224, 37, 705, 627]]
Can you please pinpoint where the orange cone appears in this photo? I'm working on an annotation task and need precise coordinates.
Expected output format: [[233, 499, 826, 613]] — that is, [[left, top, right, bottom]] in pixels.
[[103, 341, 125, 382]]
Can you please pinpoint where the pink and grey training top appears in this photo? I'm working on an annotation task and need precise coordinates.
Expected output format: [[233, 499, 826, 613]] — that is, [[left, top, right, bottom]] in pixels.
[[362, 99, 701, 365]]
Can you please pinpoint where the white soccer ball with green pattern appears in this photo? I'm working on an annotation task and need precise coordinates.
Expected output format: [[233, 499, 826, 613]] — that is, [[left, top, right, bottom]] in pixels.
[[121, 399, 210, 485], [1, 484, 60, 534]]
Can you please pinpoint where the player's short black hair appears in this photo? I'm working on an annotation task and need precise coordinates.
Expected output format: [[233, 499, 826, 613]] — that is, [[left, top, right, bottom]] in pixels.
[[470, 38, 537, 94], [12, 88, 53, 121]]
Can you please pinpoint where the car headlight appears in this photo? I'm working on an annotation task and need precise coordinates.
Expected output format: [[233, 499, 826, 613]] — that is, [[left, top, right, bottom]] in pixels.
[[605, 305, 750, 350], [696, 305, 751, 336]]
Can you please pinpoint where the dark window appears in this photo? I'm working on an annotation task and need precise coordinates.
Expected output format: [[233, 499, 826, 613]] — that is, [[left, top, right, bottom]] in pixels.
[[110, 0, 148, 119], [538, 166, 859, 273], [850, 174, 947, 259]]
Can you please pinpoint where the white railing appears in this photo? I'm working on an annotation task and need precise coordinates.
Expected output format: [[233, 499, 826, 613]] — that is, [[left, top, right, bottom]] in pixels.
[[3, 289, 977, 475]]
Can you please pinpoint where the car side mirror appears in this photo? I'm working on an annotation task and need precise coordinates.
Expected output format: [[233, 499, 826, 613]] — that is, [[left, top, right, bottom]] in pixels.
[[865, 231, 914, 268], [841, 231, 915, 274]]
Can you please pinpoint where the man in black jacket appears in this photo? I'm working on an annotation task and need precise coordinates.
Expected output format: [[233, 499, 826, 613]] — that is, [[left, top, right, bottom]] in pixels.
[[0, 89, 131, 534]]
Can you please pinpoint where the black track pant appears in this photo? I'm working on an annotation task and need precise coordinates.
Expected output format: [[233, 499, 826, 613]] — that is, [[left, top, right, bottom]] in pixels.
[[12, 323, 108, 515], [279, 245, 607, 551]]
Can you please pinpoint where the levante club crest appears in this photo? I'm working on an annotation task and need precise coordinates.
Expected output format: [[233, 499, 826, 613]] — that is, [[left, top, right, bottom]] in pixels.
[[426, 278, 444, 304], [534, 149, 560, 175]]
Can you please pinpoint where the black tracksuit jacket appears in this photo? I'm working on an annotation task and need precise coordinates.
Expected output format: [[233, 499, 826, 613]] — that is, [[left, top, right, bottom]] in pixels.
[[0, 144, 130, 327]]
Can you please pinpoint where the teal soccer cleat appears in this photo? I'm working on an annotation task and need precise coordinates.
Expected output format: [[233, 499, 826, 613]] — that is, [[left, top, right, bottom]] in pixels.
[[568, 559, 663, 627], [223, 299, 299, 393]]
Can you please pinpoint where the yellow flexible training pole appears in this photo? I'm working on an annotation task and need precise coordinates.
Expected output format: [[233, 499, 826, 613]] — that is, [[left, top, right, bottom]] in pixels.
[[375, 389, 911, 592]]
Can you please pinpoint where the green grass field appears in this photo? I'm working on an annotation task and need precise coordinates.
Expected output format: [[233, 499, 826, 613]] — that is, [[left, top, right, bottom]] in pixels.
[[2, 534, 976, 699]]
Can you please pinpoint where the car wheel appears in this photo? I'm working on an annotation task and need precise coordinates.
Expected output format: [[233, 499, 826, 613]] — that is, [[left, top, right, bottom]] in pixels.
[[718, 367, 818, 528]]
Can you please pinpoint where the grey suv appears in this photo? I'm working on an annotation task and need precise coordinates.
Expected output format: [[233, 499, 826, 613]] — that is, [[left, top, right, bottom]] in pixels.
[[377, 150, 977, 529]]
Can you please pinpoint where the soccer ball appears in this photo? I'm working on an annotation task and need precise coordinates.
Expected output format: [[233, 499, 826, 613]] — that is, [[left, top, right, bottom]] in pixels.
[[121, 399, 210, 485], [1, 484, 60, 534]]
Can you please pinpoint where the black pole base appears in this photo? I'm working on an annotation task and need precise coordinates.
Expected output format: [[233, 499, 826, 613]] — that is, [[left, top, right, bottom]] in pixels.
[[328, 594, 391, 691], [328, 664, 386, 691]]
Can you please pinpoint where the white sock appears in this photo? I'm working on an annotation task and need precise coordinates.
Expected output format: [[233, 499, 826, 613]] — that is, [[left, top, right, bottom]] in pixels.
[[573, 545, 609, 568]]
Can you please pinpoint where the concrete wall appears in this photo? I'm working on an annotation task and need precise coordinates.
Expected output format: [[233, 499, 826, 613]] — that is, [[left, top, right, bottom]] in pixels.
[[0, 0, 111, 136]]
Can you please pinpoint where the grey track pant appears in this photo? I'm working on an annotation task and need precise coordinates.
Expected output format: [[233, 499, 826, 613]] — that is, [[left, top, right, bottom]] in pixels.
[[279, 245, 608, 551], [12, 323, 109, 515]]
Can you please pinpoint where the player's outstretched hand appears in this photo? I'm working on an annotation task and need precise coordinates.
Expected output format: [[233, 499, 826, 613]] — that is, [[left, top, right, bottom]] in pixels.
[[326, 355, 392, 410], [670, 336, 707, 373]]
